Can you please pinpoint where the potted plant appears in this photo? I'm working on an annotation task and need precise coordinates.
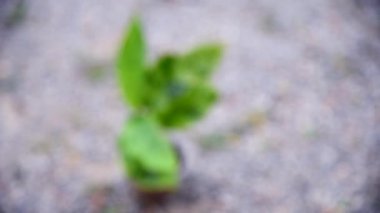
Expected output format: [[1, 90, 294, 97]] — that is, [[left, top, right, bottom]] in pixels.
[[115, 16, 223, 197]]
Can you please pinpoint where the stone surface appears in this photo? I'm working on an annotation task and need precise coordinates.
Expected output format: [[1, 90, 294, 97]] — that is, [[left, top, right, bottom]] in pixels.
[[0, 0, 379, 212]]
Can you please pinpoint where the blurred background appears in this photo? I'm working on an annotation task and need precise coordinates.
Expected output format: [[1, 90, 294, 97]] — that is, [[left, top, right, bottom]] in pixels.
[[0, 0, 379, 212]]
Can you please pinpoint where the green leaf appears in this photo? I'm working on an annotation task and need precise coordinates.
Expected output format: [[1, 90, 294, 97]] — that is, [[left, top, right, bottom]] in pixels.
[[156, 83, 218, 128], [141, 55, 178, 111], [139, 48, 222, 128], [144, 45, 222, 128], [118, 114, 179, 190], [116, 17, 146, 108], [179, 43, 223, 79]]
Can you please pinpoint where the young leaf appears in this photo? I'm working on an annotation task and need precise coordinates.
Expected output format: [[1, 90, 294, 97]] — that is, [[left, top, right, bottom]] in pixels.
[[116, 17, 146, 108], [179, 43, 223, 80], [118, 114, 179, 190]]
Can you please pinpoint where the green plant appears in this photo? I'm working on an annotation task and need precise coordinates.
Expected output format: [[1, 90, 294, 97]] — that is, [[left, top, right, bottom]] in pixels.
[[116, 17, 223, 191]]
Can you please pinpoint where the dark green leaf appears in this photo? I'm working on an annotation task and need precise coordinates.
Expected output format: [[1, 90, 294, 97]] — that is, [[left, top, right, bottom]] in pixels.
[[142, 55, 180, 112], [156, 83, 218, 128], [143, 49, 222, 128]]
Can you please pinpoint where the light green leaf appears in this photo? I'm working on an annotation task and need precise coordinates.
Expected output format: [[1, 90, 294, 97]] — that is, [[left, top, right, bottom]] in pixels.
[[179, 43, 223, 79], [116, 17, 146, 107], [118, 114, 179, 190]]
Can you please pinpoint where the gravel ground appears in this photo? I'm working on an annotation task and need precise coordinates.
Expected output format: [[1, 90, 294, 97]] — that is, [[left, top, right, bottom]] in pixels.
[[0, 0, 379, 212]]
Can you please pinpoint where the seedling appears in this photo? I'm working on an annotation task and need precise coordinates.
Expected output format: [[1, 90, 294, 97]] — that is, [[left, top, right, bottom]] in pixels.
[[116, 17, 223, 192]]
